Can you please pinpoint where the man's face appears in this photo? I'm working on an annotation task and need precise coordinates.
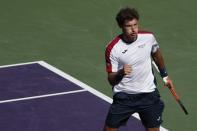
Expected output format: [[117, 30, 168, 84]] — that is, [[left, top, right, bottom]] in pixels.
[[122, 19, 139, 42]]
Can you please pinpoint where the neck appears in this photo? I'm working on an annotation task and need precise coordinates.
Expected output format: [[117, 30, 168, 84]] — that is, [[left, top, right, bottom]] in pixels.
[[121, 34, 137, 44]]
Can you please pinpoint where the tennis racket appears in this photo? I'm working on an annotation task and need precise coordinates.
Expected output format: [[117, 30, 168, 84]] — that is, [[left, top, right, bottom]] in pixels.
[[152, 61, 188, 115]]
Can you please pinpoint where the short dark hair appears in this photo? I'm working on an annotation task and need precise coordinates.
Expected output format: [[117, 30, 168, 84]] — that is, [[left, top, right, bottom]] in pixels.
[[116, 7, 139, 27]]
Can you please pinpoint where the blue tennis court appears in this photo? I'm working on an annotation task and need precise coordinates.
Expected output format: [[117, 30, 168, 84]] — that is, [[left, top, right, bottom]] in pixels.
[[0, 61, 168, 131]]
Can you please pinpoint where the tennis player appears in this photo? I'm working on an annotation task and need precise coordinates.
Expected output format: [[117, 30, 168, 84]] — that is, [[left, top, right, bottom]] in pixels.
[[103, 7, 173, 131]]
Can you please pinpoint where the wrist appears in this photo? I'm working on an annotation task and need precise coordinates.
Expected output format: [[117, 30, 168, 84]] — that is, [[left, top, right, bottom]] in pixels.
[[117, 69, 125, 77], [159, 68, 168, 78], [162, 76, 168, 83]]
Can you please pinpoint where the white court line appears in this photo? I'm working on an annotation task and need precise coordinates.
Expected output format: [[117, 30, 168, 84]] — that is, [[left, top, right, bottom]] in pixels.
[[0, 89, 86, 104], [38, 61, 169, 131], [0, 61, 42, 68], [0, 61, 169, 131]]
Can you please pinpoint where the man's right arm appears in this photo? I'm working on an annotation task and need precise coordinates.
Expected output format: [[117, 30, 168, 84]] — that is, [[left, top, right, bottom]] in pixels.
[[107, 65, 132, 86]]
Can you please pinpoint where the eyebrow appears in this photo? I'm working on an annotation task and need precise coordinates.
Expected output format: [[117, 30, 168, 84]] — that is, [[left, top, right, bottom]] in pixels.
[[124, 23, 138, 26]]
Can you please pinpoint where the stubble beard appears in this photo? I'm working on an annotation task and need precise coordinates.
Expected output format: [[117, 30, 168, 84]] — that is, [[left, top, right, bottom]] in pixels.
[[124, 33, 137, 43]]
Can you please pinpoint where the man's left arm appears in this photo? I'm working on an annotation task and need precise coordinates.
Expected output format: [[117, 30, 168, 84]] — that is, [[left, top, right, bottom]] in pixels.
[[151, 49, 173, 87]]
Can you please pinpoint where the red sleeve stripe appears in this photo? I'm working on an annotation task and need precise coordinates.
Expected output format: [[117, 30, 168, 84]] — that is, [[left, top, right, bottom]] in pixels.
[[138, 30, 153, 34], [105, 36, 120, 73]]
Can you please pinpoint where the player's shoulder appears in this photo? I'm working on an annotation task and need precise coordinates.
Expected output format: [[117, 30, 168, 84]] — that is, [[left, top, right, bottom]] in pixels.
[[138, 30, 155, 36], [138, 30, 154, 35], [138, 30, 155, 39]]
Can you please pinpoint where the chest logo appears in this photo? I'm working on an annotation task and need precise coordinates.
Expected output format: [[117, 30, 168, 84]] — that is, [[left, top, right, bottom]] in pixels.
[[138, 44, 146, 48]]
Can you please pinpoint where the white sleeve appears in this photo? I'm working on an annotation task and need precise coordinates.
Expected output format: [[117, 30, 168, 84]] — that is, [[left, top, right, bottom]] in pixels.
[[105, 48, 119, 73], [151, 35, 159, 53], [109, 50, 119, 72]]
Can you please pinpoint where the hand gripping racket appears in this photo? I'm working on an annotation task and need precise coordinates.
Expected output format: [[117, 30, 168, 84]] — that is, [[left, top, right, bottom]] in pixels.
[[152, 61, 188, 115]]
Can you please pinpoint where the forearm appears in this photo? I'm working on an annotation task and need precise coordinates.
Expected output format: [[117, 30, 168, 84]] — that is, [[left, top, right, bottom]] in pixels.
[[107, 64, 132, 86], [152, 49, 175, 88], [108, 69, 124, 86], [152, 49, 168, 78]]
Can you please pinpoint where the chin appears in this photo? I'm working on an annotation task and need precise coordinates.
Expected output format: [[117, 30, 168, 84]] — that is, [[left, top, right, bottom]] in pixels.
[[129, 35, 137, 40]]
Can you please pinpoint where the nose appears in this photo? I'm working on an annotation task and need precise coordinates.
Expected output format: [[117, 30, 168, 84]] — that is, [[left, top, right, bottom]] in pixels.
[[131, 26, 135, 32]]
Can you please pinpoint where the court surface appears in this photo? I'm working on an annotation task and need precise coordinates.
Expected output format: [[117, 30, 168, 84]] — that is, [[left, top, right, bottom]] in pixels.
[[0, 61, 168, 131]]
